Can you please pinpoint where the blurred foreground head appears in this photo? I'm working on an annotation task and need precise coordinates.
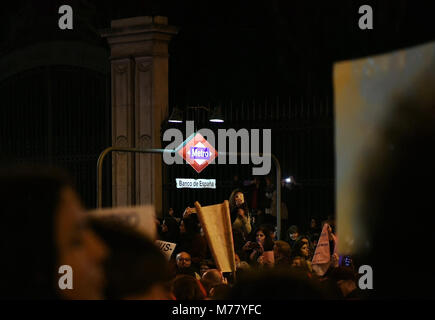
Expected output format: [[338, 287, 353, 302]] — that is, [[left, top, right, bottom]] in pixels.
[[224, 269, 330, 299], [0, 166, 107, 299], [172, 274, 206, 300], [361, 73, 435, 298], [91, 219, 172, 300]]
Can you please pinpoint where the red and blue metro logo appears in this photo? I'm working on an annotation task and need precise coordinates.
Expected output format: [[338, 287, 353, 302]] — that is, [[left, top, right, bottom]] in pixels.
[[177, 133, 218, 173]]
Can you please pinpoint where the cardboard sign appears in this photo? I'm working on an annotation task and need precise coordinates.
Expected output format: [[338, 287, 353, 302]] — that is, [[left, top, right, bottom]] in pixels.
[[312, 223, 331, 265], [155, 240, 177, 260], [312, 223, 337, 276], [194, 200, 236, 273], [88, 205, 157, 241], [334, 41, 435, 254]]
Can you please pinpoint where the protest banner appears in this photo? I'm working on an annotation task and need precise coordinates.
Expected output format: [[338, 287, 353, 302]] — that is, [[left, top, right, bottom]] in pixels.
[[155, 240, 177, 260], [312, 223, 337, 276], [88, 205, 157, 240], [194, 200, 236, 274]]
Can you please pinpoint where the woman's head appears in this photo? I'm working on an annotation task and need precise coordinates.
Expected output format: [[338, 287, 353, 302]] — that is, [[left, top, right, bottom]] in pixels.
[[300, 243, 309, 258], [229, 189, 246, 211], [254, 226, 274, 250], [292, 240, 310, 259], [298, 235, 311, 247], [255, 229, 266, 245], [0, 166, 107, 299], [234, 192, 245, 206]]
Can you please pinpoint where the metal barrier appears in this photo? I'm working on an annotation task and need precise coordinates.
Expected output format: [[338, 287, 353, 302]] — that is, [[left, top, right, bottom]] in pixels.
[[96, 148, 282, 239]]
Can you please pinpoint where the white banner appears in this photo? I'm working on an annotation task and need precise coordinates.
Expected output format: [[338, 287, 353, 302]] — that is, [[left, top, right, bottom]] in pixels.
[[194, 200, 236, 273], [88, 205, 157, 241], [155, 240, 177, 260], [176, 178, 216, 189]]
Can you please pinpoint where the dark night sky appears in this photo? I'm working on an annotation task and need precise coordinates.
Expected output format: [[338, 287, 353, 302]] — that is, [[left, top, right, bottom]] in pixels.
[[2, 1, 435, 102]]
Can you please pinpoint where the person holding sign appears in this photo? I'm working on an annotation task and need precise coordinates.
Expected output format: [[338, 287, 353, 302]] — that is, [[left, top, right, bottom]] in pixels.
[[311, 223, 337, 277], [194, 201, 236, 277], [230, 191, 252, 241], [177, 213, 207, 271], [232, 204, 252, 241]]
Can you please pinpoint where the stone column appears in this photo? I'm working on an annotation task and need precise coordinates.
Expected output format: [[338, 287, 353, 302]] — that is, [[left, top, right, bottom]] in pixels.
[[102, 16, 177, 217]]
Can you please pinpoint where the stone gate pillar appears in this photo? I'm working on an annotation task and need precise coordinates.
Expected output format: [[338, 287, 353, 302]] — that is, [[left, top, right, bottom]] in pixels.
[[102, 16, 177, 217]]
